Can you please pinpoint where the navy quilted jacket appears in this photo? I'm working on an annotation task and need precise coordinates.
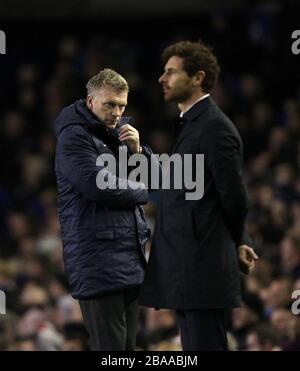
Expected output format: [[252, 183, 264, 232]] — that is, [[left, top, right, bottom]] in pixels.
[[55, 100, 154, 299]]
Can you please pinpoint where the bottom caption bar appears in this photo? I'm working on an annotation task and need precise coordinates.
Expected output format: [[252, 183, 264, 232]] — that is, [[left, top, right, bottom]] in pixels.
[[99, 353, 199, 368]]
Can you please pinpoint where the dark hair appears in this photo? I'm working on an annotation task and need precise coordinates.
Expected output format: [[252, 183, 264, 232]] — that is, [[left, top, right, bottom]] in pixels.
[[162, 41, 220, 92]]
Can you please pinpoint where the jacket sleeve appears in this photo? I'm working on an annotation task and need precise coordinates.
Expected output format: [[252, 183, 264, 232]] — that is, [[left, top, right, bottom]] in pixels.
[[56, 126, 149, 207], [204, 119, 251, 247]]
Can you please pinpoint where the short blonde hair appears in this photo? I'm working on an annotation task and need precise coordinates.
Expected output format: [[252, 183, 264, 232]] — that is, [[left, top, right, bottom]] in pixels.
[[86, 68, 129, 95]]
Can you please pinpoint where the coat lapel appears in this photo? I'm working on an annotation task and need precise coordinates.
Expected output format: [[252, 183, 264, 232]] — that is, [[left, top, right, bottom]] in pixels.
[[171, 96, 215, 153]]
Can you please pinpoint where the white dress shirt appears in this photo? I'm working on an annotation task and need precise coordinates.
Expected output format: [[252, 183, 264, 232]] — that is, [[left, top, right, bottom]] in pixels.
[[180, 94, 210, 118]]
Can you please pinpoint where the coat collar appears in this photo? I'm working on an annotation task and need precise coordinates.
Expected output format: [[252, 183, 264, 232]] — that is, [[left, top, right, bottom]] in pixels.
[[181, 95, 215, 123], [171, 96, 216, 153], [75, 99, 121, 144]]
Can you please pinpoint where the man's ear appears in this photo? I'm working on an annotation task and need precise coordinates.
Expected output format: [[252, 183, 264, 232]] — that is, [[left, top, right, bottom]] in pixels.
[[193, 71, 206, 87], [87, 95, 93, 110]]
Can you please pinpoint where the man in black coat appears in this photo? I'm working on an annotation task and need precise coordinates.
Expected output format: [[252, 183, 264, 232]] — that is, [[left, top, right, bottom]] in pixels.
[[55, 68, 157, 350], [139, 41, 258, 351]]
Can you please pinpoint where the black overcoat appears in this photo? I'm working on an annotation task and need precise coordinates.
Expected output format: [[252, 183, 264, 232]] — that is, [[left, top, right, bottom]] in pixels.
[[139, 97, 251, 309]]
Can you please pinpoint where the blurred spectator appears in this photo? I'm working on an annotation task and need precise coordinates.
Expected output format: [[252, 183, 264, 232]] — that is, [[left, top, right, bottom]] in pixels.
[[231, 294, 264, 350], [246, 324, 282, 351], [270, 309, 300, 351], [0, 8, 300, 350]]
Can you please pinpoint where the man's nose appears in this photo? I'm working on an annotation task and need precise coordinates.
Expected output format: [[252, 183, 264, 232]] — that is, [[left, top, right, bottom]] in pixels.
[[112, 106, 121, 117], [158, 74, 165, 84]]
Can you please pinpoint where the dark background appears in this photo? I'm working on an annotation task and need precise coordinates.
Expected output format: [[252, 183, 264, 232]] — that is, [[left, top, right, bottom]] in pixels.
[[0, 0, 300, 351]]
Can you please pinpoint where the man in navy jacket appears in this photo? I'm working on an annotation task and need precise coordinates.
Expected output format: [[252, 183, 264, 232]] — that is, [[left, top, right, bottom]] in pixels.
[[55, 68, 155, 350]]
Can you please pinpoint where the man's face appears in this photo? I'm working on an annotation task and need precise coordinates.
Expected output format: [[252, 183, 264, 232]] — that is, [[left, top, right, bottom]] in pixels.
[[158, 56, 194, 103], [87, 87, 128, 129]]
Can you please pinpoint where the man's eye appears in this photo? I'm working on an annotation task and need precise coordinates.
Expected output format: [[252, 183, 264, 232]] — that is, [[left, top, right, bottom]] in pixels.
[[106, 103, 115, 108]]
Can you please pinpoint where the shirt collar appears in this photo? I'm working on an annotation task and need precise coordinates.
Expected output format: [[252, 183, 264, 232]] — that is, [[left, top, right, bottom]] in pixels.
[[180, 94, 210, 118]]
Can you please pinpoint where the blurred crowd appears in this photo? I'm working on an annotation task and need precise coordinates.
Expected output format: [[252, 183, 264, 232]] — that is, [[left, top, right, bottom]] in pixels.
[[0, 9, 300, 351]]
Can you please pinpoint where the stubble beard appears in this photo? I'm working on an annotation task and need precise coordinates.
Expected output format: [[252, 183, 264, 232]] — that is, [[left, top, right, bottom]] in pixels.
[[164, 87, 191, 104]]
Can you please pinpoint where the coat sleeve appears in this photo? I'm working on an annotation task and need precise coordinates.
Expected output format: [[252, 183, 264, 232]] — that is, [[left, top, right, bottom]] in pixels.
[[56, 126, 149, 207], [204, 119, 251, 247]]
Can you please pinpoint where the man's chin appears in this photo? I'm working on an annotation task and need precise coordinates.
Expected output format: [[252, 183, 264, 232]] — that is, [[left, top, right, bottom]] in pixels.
[[163, 91, 181, 103], [105, 122, 117, 129], [163, 92, 173, 102]]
